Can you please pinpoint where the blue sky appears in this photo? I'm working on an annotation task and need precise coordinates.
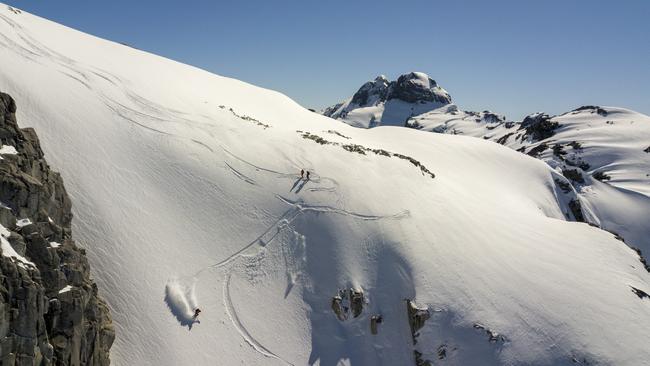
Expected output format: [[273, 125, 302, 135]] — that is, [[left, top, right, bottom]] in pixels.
[[5, 0, 649, 119]]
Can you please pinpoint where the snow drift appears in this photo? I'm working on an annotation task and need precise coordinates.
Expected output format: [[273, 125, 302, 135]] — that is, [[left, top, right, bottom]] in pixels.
[[1, 4, 649, 366]]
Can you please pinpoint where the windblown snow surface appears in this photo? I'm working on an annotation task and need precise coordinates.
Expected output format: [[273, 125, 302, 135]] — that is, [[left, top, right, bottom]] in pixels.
[[1, 5, 649, 366]]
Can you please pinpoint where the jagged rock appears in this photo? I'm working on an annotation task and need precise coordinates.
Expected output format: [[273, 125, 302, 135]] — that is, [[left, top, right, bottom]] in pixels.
[[527, 142, 549, 158], [630, 286, 649, 300], [568, 199, 585, 223], [473, 323, 507, 343], [555, 179, 572, 194], [330, 295, 347, 321], [630, 247, 650, 272], [562, 169, 585, 184], [437, 344, 448, 360], [520, 113, 559, 141], [481, 112, 505, 124], [592, 171, 611, 182], [389, 72, 451, 105], [406, 300, 430, 345], [330, 288, 364, 321], [350, 76, 390, 106], [413, 350, 432, 366], [572, 105, 608, 117], [0, 92, 114, 365], [370, 314, 382, 335], [349, 289, 364, 318]]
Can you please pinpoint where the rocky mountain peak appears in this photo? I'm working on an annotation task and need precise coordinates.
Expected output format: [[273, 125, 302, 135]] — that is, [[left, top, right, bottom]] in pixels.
[[389, 72, 451, 104], [323, 72, 453, 126]]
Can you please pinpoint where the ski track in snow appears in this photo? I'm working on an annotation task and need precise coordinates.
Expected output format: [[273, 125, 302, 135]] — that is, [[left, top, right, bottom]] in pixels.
[[181, 154, 409, 363], [2, 14, 341, 199], [276, 194, 410, 221], [196, 207, 301, 276], [193, 190, 409, 278], [225, 161, 256, 185], [222, 272, 294, 365]]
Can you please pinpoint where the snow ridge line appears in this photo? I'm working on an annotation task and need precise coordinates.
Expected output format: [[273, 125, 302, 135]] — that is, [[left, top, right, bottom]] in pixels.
[[222, 272, 295, 365]]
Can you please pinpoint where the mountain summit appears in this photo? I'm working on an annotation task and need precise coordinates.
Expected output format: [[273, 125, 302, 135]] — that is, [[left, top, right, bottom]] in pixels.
[[323, 72, 451, 127]]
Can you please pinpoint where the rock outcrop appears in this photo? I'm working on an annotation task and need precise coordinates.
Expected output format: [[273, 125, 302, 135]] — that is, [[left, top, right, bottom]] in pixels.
[[406, 300, 433, 366], [330, 288, 365, 322], [406, 300, 430, 345], [520, 112, 559, 141], [0, 92, 114, 365], [389, 72, 451, 105]]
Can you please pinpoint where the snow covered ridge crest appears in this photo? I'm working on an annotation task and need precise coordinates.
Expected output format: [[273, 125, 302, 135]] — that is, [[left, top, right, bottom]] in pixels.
[[0, 92, 114, 365]]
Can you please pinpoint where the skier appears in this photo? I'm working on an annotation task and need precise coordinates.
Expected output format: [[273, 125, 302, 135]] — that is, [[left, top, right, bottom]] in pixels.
[[300, 169, 304, 178], [306, 171, 310, 180], [193, 308, 201, 319]]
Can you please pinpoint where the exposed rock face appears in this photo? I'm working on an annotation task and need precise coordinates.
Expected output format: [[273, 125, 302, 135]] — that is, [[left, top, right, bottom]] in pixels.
[[330, 294, 347, 321], [571, 105, 608, 117], [349, 289, 364, 318], [322, 72, 451, 125], [369, 315, 382, 335], [389, 72, 451, 105], [349, 75, 390, 106], [330, 288, 364, 322], [520, 112, 559, 141], [406, 300, 431, 366], [406, 300, 430, 345], [0, 92, 114, 365]]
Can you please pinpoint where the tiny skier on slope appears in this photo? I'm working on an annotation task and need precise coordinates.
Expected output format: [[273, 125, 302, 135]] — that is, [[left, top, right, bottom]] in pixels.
[[306, 171, 310, 180], [193, 308, 201, 319], [300, 169, 304, 178]]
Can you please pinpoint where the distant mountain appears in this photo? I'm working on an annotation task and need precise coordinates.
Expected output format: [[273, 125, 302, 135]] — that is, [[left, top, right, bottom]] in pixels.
[[408, 104, 650, 253], [322, 72, 451, 127], [326, 76, 650, 255]]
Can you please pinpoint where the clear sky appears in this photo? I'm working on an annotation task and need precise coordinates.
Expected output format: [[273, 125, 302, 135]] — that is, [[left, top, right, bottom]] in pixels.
[[4, 0, 650, 119]]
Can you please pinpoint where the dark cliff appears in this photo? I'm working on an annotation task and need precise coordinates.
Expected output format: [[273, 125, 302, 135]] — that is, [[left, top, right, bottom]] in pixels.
[[0, 92, 114, 365]]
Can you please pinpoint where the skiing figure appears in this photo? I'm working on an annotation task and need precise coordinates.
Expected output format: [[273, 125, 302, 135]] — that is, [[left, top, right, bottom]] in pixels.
[[193, 308, 201, 319], [300, 169, 304, 178], [306, 171, 310, 180]]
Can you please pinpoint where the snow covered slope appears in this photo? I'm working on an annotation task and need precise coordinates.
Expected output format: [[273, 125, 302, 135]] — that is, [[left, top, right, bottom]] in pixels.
[[409, 106, 650, 255], [2, 5, 650, 366], [322, 72, 451, 128]]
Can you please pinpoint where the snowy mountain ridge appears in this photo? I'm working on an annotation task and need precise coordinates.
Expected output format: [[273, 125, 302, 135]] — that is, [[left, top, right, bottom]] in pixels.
[[1, 5, 650, 366], [323, 72, 451, 128], [327, 76, 650, 257]]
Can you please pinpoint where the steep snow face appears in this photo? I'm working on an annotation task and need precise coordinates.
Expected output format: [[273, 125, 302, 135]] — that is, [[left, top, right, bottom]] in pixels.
[[2, 5, 650, 366], [411, 105, 650, 254], [323, 72, 451, 128]]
